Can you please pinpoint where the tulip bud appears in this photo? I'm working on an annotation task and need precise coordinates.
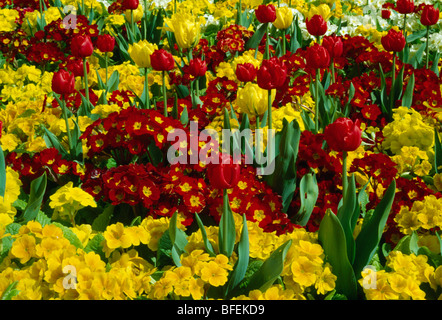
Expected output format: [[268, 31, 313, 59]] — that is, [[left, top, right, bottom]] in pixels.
[[96, 34, 115, 53], [128, 40, 158, 68], [322, 35, 343, 59], [71, 35, 94, 58], [255, 4, 277, 23], [381, 9, 391, 19], [150, 49, 175, 71], [396, 0, 414, 14], [188, 58, 207, 78], [256, 57, 287, 90], [122, 0, 139, 10], [381, 29, 406, 52], [66, 58, 89, 77], [305, 43, 330, 69], [420, 5, 439, 26], [235, 63, 257, 82], [52, 69, 76, 96], [306, 14, 328, 37], [273, 7, 294, 30], [207, 153, 241, 189], [324, 118, 362, 152], [237, 82, 275, 117]]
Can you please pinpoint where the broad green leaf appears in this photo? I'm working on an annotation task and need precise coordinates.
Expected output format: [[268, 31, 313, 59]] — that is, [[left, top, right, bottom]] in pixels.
[[401, 72, 415, 108], [1, 281, 19, 300], [84, 233, 106, 261], [245, 23, 268, 50], [219, 190, 236, 258], [393, 231, 419, 255], [22, 172, 47, 223], [169, 211, 188, 267], [225, 214, 249, 297], [92, 204, 114, 232], [353, 179, 396, 276], [337, 174, 357, 264], [106, 70, 120, 92], [293, 172, 319, 226], [318, 209, 357, 299], [246, 239, 292, 293], [435, 129, 442, 174], [43, 127, 68, 157], [194, 213, 216, 257]]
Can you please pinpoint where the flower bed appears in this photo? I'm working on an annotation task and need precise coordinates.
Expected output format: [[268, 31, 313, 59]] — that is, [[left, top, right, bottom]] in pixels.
[[0, 0, 441, 301]]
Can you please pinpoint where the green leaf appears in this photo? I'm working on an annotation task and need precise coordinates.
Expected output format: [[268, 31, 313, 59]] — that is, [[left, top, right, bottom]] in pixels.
[[1, 281, 19, 300], [22, 172, 47, 223], [353, 179, 396, 276], [219, 190, 236, 258], [43, 127, 68, 158], [169, 211, 188, 267], [225, 214, 249, 297], [393, 230, 419, 255], [435, 129, 442, 174], [401, 72, 415, 108], [318, 209, 357, 299], [406, 29, 427, 43], [245, 23, 268, 50], [337, 174, 358, 264], [0, 145, 6, 199], [245, 240, 292, 293], [91, 205, 114, 232], [84, 233, 106, 261], [106, 70, 120, 92], [194, 213, 216, 257], [293, 172, 319, 226]]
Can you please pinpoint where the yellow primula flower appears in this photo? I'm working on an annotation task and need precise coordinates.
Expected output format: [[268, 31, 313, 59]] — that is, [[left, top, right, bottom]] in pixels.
[[200, 260, 229, 287], [10, 234, 37, 264], [49, 181, 97, 225]]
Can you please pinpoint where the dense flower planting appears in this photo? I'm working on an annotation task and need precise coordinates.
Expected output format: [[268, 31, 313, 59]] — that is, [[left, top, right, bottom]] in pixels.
[[0, 0, 441, 301]]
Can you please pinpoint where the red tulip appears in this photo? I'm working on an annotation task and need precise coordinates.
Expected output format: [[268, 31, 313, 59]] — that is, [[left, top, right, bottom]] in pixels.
[[324, 118, 362, 152], [122, 0, 139, 10], [66, 58, 89, 77], [207, 153, 241, 189], [306, 15, 328, 37], [71, 35, 94, 58], [255, 4, 277, 23], [396, 0, 414, 14], [150, 49, 175, 71], [188, 58, 207, 78], [305, 43, 330, 69], [52, 69, 76, 96], [256, 57, 287, 90], [322, 35, 343, 59], [420, 5, 439, 26], [381, 29, 406, 52], [235, 63, 257, 82], [96, 34, 115, 53]]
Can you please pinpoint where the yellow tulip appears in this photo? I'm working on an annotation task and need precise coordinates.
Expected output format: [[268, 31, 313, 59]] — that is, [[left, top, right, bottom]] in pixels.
[[236, 82, 275, 117], [128, 40, 158, 68], [306, 4, 333, 21], [273, 7, 294, 30], [163, 13, 202, 49]]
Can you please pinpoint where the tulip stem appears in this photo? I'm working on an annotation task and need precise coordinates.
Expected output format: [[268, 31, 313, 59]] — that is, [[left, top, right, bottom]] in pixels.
[[162, 70, 168, 116], [61, 96, 73, 153], [282, 29, 286, 56], [402, 13, 407, 42], [265, 22, 270, 60], [389, 53, 396, 115], [83, 57, 90, 113], [267, 89, 272, 130], [144, 67, 150, 109], [237, 0, 242, 26], [314, 68, 320, 134], [342, 150, 348, 198], [425, 25, 430, 69]]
